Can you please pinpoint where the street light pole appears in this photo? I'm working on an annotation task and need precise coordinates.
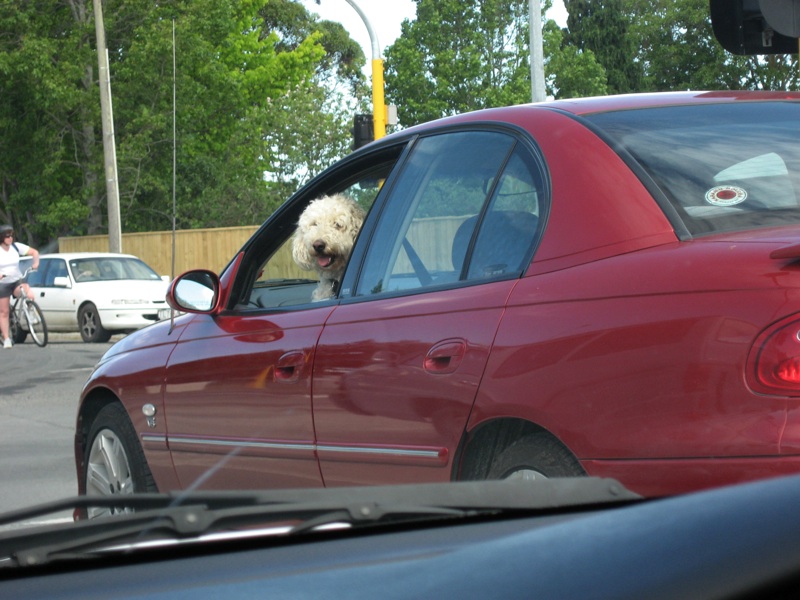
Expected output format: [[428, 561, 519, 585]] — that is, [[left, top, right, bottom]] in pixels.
[[92, 0, 122, 253], [343, 0, 386, 139], [530, 0, 546, 102]]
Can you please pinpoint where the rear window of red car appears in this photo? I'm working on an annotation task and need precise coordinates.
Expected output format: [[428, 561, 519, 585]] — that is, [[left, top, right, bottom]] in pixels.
[[586, 102, 800, 237]]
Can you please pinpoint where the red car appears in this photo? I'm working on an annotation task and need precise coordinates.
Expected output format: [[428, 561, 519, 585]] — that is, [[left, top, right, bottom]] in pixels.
[[76, 91, 800, 511]]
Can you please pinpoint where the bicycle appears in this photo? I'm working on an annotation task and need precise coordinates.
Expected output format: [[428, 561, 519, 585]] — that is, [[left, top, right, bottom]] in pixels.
[[9, 268, 48, 347]]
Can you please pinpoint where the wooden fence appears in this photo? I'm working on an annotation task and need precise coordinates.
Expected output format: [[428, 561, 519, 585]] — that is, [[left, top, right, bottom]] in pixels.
[[58, 226, 260, 278], [58, 216, 470, 280]]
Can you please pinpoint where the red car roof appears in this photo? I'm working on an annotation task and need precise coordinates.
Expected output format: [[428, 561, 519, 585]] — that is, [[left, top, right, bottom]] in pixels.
[[396, 90, 800, 136]]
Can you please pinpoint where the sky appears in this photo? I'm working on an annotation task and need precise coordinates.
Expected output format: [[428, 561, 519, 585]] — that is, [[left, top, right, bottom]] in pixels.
[[299, 0, 568, 73]]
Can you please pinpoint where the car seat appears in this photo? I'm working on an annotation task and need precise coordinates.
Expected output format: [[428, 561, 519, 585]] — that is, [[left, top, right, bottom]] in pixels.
[[452, 211, 538, 279]]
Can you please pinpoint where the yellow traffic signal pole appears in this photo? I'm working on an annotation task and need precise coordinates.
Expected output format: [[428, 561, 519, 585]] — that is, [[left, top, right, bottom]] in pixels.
[[344, 0, 386, 139], [371, 57, 386, 139]]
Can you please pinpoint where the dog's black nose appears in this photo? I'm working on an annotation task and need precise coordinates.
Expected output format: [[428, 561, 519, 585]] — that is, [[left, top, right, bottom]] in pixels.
[[313, 240, 326, 254]]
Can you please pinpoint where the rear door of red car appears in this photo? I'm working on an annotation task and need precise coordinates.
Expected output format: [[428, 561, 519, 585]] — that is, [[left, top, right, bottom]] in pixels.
[[313, 129, 547, 485]]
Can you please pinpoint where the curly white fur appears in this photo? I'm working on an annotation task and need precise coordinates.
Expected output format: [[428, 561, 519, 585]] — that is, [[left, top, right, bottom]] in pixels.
[[291, 194, 366, 301]]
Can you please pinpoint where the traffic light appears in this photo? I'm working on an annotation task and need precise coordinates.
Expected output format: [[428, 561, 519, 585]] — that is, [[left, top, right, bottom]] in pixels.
[[710, 0, 800, 55], [352, 114, 374, 151]]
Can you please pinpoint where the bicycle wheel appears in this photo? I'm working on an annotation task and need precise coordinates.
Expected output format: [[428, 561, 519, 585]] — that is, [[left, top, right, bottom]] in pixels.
[[9, 300, 27, 344], [23, 300, 48, 347]]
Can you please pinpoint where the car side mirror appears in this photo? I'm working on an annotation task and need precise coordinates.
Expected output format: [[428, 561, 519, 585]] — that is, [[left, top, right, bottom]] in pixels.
[[53, 276, 71, 288], [167, 270, 219, 313]]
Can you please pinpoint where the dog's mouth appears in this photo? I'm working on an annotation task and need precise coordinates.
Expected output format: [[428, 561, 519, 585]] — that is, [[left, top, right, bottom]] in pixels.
[[317, 255, 336, 269]]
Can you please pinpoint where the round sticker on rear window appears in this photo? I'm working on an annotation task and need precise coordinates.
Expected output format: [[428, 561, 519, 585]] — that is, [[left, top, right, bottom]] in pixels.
[[705, 185, 747, 206]]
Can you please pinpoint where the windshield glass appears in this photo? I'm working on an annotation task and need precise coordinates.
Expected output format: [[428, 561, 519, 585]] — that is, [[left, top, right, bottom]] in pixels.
[[586, 102, 800, 236], [69, 257, 161, 282]]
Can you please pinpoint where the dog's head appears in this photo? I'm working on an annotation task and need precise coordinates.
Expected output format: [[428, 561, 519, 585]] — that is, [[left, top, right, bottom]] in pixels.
[[291, 194, 366, 277]]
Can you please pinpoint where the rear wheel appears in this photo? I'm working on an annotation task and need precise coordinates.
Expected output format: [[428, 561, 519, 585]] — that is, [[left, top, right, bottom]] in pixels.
[[23, 300, 47, 347], [9, 302, 26, 344], [84, 403, 157, 518], [486, 433, 585, 481], [79, 303, 111, 343]]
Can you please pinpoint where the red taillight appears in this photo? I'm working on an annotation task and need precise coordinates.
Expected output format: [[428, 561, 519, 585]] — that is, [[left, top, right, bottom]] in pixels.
[[749, 316, 800, 395], [775, 358, 800, 384]]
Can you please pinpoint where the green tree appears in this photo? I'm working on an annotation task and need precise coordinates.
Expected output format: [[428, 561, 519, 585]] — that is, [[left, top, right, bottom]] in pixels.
[[543, 19, 607, 98], [108, 0, 326, 231], [0, 0, 367, 245], [627, 0, 798, 91], [384, 0, 534, 127], [564, 0, 799, 93], [0, 0, 97, 246], [564, 0, 641, 93]]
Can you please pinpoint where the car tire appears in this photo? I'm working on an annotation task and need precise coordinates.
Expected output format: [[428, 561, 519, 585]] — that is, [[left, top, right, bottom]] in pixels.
[[79, 303, 112, 343], [486, 433, 585, 481], [84, 403, 157, 518]]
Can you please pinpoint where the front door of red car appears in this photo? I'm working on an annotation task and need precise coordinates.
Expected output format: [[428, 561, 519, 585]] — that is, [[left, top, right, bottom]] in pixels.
[[163, 301, 332, 491], [313, 131, 546, 486], [160, 144, 415, 491]]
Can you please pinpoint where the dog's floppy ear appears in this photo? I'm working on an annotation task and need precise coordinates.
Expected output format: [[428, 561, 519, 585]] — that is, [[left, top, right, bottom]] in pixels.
[[347, 201, 366, 243], [291, 226, 314, 271]]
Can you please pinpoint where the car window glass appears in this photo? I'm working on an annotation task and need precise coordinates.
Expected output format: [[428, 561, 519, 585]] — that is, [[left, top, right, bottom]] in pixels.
[[52, 259, 68, 284], [355, 131, 541, 296], [71, 257, 160, 281], [587, 103, 800, 236], [461, 148, 542, 280], [27, 259, 49, 286]]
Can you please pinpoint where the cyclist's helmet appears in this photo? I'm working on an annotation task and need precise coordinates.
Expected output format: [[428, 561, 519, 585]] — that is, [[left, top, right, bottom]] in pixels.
[[0, 224, 12, 235]]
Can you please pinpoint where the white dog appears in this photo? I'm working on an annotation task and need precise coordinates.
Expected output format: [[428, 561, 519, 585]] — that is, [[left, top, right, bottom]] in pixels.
[[291, 194, 366, 301]]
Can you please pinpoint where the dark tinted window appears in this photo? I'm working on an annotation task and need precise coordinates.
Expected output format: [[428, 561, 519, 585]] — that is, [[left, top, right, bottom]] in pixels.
[[355, 131, 543, 296], [587, 102, 800, 236]]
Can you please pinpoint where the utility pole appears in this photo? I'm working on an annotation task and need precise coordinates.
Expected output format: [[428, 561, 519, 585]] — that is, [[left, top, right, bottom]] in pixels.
[[343, 0, 388, 139], [92, 0, 122, 253], [530, 0, 546, 102]]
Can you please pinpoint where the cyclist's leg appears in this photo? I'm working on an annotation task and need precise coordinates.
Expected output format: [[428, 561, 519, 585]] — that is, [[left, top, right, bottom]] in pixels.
[[0, 294, 10, 342], [17, 282, 33, 301]]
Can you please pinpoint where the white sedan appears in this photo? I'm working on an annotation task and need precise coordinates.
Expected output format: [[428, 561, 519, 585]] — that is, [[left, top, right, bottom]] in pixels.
[[27, 252, 171, 342]]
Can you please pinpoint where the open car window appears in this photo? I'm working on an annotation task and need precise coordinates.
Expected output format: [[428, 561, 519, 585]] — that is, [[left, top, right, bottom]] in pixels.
[[239, 157, 398, 310]]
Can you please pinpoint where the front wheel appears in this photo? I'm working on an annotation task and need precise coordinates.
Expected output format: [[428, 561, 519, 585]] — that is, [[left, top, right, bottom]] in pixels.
[[84, 403, 157, 518], [23, 300, 47, 347], [486, 433, 585, 481], [79, 303, 111, 343]]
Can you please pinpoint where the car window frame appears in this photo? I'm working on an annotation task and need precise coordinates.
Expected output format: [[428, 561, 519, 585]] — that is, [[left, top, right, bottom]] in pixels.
[[223, 140, 414, 313]]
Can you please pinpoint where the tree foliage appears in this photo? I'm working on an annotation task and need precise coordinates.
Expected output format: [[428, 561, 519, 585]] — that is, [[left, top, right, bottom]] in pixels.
[[384, 0, 535, 126], [385, 0, 800, 128], [0, 0, 366, 246], [566, 0, 799, 93], [563, 0, 640, 93]]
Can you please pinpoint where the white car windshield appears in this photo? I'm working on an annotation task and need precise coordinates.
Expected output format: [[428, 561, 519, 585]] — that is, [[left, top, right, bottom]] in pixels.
[[69, 257, 162, 282]]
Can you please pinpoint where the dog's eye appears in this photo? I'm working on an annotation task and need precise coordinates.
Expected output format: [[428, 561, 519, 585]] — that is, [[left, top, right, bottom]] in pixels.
[[334, 222, 343, 229]]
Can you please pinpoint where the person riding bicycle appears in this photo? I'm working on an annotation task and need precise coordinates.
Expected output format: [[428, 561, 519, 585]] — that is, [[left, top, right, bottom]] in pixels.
[[0, 224, 40, 348]]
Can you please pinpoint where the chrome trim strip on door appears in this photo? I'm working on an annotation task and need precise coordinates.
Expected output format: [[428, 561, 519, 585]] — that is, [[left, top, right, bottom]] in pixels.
[[143, 434, 444, 461]]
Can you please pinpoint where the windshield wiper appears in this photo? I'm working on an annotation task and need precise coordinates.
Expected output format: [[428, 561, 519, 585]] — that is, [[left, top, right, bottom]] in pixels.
[[0, 478, 638, 568]]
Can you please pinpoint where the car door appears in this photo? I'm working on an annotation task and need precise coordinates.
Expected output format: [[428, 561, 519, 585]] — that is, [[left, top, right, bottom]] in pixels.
[[313, 130, 546, 486], [163, 305, 332, 491], [162, 149, 407, 491], [29, 257, 76, 328]]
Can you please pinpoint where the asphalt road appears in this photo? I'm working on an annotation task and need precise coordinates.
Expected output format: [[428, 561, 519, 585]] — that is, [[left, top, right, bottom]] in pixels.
[[0, 333, 123, 525]]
